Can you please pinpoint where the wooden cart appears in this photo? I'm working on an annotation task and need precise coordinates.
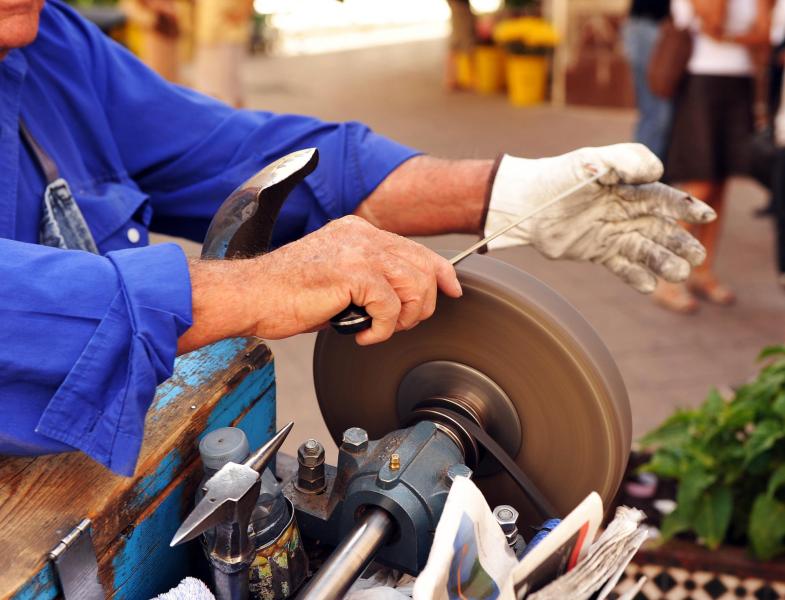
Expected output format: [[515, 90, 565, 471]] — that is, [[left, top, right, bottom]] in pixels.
[[0, 337, 276, 600]]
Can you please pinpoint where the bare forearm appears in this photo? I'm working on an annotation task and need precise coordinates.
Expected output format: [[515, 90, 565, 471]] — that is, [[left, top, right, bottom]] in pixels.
[[692, 0, 727, 37], [177, 259, 257, 355], [728, 0, 772, 46], [355, 155, 494, 236]]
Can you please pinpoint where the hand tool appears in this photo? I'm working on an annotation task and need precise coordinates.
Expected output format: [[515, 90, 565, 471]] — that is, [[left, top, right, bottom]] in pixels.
[[329, 169, 610, 334], [170, 422, 294, 600]]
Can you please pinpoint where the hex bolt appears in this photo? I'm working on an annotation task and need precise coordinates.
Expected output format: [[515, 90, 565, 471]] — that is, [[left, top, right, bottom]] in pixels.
[[299, 439, 324, 467], [389, 453, 401, 471], [447, 464, 473, 483], [296, 439, 326, 494], [493, 505, 519, 545], [342, 427, 369, 452]]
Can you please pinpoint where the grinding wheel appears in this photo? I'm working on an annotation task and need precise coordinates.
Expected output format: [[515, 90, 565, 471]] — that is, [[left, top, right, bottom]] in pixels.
[[313, 253, 631, 527]]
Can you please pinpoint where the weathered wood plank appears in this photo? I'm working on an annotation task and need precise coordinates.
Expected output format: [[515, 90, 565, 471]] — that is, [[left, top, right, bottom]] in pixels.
[[0, 338, 275, 599]]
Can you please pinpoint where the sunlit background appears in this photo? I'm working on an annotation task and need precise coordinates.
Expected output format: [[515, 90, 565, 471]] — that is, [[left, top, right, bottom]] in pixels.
[[251, 0, 505, 55]]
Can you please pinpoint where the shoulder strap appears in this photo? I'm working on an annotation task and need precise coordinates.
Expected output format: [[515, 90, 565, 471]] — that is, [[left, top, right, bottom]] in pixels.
[[19, 118, 60, 184]]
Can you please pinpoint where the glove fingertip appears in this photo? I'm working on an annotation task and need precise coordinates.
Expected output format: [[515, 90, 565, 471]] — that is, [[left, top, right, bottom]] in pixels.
[[636, 278, 657, 294], [680, 197, 716, 224], [608, 143, 664, 184]]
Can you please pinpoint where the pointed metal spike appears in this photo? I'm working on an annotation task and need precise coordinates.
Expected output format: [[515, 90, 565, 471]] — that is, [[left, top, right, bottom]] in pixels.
[[244, 421, 294, 473], [170, 493, 229, 547]]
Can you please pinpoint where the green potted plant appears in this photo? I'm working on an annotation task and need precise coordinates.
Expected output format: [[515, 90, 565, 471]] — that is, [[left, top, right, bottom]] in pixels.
[[613, 347, 785, 599]]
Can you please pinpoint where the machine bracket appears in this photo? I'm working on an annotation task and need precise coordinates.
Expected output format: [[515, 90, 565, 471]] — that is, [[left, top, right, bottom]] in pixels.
[[49, 518, 105, 600]]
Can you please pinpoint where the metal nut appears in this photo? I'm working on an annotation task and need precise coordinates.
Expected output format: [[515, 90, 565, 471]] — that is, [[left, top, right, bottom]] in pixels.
[[296, 439, 326, 494], [298, 439, 325, 467], [447, 464, 473, 483], [493, 505, 519, 540], [342, 427, 369, 452]]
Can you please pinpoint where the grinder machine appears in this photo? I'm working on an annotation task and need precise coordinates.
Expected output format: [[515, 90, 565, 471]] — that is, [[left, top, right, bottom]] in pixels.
[[173, 149, 632, 600]]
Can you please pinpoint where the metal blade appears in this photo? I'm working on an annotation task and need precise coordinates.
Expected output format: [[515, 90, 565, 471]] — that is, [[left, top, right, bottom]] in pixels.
[[201, 148, 319, 259]]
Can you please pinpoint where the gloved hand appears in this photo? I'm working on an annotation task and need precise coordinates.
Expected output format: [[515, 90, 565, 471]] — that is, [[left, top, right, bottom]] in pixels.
[[485, 143, 716, 293]]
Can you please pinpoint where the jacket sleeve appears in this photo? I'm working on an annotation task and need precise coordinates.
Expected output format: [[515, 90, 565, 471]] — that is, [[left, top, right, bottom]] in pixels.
[[0, 239, 192, 475], [79, 9, 419, 247]]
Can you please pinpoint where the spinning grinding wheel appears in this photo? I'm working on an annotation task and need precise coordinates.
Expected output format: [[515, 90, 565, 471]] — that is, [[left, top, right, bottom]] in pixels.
[[313, 253, 632, 528]]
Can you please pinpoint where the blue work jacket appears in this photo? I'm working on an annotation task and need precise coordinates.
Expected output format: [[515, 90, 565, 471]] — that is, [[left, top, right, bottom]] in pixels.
[[0, 0, 417, 475]]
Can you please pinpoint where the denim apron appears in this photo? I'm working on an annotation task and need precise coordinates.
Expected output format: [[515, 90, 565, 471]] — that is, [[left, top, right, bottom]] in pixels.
[[19, 120, 99, 253]]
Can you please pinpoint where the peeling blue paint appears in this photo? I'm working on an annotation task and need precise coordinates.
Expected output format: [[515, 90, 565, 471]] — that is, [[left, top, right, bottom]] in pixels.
[[202, 363, 276, 436], [11, 562, 56, 600], [112, 485, 191, 600], [235, 383, 277, 452], [130, 448, 184, 513], [154, 338, 249, 410]]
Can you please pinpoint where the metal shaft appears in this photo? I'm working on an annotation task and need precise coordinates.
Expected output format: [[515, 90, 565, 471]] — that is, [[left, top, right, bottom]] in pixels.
[[298, 509, 394, 600]]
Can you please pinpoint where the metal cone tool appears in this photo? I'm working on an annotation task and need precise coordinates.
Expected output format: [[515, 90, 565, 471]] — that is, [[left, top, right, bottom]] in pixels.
[[170, 421, 294, 551]]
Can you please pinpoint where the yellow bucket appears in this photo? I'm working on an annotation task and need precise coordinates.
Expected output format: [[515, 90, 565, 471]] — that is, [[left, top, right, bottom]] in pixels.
[[455, 51, 474, 89], [505, 54, 548, 106], [473, 46, 505, 95]]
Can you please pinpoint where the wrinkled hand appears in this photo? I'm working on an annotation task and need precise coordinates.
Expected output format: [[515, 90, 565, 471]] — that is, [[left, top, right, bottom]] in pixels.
[[248, 216, 462, 345], [485, 143, 717, 293]]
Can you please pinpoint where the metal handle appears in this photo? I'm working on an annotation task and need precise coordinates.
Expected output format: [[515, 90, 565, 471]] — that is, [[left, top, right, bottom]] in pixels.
[[298, 508, 394, 599]]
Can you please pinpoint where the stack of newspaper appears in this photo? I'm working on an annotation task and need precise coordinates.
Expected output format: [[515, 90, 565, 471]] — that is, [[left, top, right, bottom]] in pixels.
[[347, 477, 650, 600]]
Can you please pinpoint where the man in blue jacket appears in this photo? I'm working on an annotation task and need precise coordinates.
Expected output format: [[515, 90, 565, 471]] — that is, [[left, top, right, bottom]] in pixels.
[[0, 0, 716, 475]]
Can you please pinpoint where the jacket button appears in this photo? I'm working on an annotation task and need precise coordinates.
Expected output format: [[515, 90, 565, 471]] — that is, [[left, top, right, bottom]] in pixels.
[[127, 227, 141, 244]]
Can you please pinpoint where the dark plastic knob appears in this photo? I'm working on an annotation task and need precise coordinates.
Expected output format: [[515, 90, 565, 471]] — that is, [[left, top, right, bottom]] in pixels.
[[330, 303, 372, 334]]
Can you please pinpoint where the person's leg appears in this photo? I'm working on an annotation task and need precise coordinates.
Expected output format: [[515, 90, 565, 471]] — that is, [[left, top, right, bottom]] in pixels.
[[445, 0, 475, 90], [773, 148, 785, 284], [683, 181, 736, 304], [622, 18, 673, 161]]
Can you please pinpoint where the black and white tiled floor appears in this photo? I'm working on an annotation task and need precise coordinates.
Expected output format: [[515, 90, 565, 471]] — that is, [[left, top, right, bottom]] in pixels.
[[613, 563, 785, 599]]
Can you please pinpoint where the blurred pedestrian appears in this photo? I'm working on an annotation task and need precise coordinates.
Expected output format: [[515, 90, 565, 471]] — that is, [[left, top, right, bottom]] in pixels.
[[445, 0, 476, 90], [193, 0, 253, 107], [121, 0, 180, 82], [769, 0, 785, 288], [622, 0, 673, 161], [654, 0, 773, 313]]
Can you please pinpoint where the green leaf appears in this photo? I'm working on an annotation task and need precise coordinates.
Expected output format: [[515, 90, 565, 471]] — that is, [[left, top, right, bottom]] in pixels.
[[767, 464, 785, 498], [639, 449, 683, 479], [694, 486, 733, 550], [659, 506, 693, 541], [722, 397, 757, 429], [703, 389, 725, 419], [744, 419, 785, 465], [758, 345, 785, 361], [639, 410, 693, 448], [676, 465, 716, 518], [773, 393, 785, 420], [749, 494, 785, 560]]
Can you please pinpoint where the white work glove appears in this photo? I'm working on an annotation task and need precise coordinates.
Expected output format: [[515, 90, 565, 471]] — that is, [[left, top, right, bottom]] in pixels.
[[485, 143, 716, 293]]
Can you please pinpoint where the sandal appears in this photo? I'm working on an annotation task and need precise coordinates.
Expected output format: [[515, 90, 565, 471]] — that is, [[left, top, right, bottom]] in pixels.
[[652, 283, 699, 314], [688, 275, 736, 306]]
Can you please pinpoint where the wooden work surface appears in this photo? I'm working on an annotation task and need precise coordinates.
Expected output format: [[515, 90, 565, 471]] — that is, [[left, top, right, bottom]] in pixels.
[[0, 337, 275, 599]]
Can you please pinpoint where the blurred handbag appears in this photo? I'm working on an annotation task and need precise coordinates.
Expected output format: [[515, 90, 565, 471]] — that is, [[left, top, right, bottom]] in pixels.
[[647, 18, 693, 99]]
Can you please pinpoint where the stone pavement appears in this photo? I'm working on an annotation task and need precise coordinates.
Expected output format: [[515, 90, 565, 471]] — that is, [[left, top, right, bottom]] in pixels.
[[233, 39, 784, 460]]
